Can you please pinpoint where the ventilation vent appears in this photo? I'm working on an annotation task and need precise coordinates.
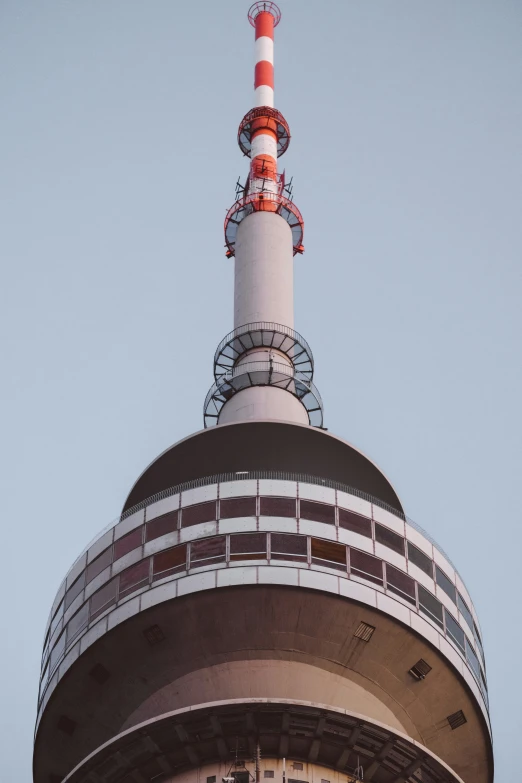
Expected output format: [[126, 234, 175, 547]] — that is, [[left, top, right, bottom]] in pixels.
[[143, 624, 166, 646], [57, 715, 76, 736], [447, 710, 467, 730], [292, 763, 304, 771], [264, 773, 275, 779], [409, 659, 432, 680], [89, 663, 110, 685], [354, 621, 375, 642], [207, 777, 216, 783]]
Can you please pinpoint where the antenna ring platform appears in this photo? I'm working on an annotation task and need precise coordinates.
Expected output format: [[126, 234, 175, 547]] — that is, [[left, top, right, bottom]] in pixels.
[[248, 2, 282, 27], [238, 107, 290, 158]]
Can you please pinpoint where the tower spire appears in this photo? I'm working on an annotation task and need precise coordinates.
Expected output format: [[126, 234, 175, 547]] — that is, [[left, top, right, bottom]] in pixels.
[[204, 2, 323, 428]]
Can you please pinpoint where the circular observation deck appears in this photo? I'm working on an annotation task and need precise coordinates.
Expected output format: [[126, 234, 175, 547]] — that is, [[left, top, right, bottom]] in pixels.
[[35, 472, 492, 783], [203, 361, 323, 428], [238, 107, 291, 157], [214, 322, 314, 381], [225, 192, 304, 257]]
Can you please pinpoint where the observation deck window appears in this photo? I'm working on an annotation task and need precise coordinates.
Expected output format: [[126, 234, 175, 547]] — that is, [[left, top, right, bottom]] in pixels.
[[120, 559, 150, 599], [407, 542, 433, 577], [311, 538, 347, 571], [338, 508, 371, 538], [65, 572, 85, 610], [445, 611, 465, 653], [465, 635, 481, 680], [66, 603, 89, 646], [300, 499, 335, 526], [435, 566, 456, 603], [259, 496, 296, 517], [270, 533, 307, 562], [418, 585, 443, 629], [457, 592, 474, 630], [181, 501, 216, 528], [86, 547, 112, 585], [90, 578, 118, 621], [350, 549, 383, 586], [49, 631, 66, 673], [146, 511, 178, 542], [220, 496, 257, 519], [385, 563, 416, 604], [153, 545, 187, 581], [375, 523, 405, 556], [230, 533, 267, 560], [190, 536, 226, 568], [50, 599, 63, 636], [114, 527, 143, 561]]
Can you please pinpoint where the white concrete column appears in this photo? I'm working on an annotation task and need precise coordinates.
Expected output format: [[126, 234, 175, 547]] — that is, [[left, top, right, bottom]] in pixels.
[[234, 211, 294, 329]]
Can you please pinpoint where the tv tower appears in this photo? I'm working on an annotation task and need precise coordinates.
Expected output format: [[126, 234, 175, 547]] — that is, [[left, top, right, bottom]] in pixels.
[[33, 5, 493, 783]]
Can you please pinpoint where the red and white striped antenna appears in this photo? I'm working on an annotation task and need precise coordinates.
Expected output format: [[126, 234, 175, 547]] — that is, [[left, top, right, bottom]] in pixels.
[[205, 2, 320, 430], [224, 2, 304, 258]]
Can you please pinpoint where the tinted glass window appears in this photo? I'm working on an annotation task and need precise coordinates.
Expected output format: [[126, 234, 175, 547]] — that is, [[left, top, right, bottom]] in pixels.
[[407, 542, 433, 577], [457, 592, 474, 630], [181, 501, 216, 528], [64, 572, 85, 610], [375, 524, 405, 556], [386, 564, 415, 604], [146, 511, 178, 542], [66, 603, 89, 645], [418, 585, 443, 628], [300, 500, 335, 525], [190, 536, 226, 567], [50, 631, 66, 672], [220, 496, 257, 519], [311, 538, 347, 570], [338, 509, 371, 537], [86, 547, 113, 584], [230, 533, 267, 560], [350, 550, 383, 585], [465, 636, 481, 679], [435, 566, 456, 603], [271, 533, 307, 562], [120, 559, 150, 598], [153, 545, 187, 580], [50, 599, 64, 634], [90, 578, 118, 621], [259, 496, 296, 518], [445, 610, 465, 652], [114, 527, 143, 561]]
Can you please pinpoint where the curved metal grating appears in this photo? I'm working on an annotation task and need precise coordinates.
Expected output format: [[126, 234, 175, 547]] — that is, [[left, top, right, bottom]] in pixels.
[[203, 360, 323, 428], [214, 322, 314, 382]]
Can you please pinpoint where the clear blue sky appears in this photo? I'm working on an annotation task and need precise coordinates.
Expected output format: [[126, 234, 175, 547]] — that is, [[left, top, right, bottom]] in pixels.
[[1, 1, 520, 779]]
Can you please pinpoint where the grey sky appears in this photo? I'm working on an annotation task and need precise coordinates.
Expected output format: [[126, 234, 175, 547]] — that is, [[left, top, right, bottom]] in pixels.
[[1, 0, 521, 779]]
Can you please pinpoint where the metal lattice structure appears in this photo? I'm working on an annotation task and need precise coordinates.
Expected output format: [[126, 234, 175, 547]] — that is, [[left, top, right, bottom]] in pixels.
[[204, 360, 323, 428], [213, 322, 314, 381], [238, 107, 291, 158], [224, 192, 304, 257]]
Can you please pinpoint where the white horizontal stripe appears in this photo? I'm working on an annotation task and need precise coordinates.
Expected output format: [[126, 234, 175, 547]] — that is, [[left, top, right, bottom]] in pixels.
[[255, 36, 274, 65], [251, 133, 278, 160], [254, 85, 274, 108], [249, 178, 279, 195]]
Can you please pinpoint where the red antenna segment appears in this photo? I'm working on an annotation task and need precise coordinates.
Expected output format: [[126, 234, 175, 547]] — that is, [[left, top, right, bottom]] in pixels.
[[224, 3, 304, 257]]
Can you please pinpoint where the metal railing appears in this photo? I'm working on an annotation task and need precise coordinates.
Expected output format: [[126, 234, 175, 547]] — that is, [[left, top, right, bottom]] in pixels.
[[214, 321, 314, 380], [203, 360, 324, 428]]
